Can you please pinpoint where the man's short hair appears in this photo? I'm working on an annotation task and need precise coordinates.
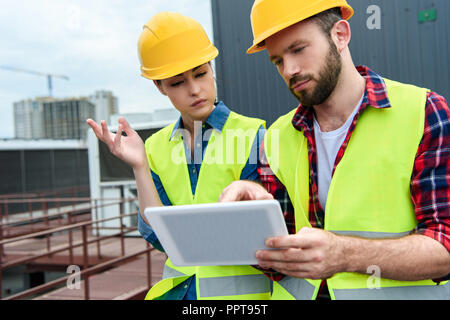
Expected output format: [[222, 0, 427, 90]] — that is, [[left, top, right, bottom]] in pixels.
[[308, 7, 343, 37]]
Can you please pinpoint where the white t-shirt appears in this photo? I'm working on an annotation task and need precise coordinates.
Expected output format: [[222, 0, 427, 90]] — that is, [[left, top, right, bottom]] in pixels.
[[313, 94, 364, 209]]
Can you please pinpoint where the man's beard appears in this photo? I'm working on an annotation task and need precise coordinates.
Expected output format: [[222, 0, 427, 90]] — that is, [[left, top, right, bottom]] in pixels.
[[289, 40, 342, 107]]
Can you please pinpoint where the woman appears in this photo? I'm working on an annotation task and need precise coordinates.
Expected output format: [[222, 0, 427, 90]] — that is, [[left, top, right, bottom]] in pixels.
[[87, 12, 269, 300]]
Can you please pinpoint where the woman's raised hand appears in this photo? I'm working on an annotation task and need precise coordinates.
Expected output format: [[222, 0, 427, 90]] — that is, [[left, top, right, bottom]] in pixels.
[[86, 117, 148, 169]]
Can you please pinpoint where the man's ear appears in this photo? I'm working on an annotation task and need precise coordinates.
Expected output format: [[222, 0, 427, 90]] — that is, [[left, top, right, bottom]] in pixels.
[[331, 20, 351, 53], [153, 80, 167, 96]]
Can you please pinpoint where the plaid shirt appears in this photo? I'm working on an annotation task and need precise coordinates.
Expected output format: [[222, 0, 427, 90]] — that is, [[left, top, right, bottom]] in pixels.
[[258, 66, 450, 282]]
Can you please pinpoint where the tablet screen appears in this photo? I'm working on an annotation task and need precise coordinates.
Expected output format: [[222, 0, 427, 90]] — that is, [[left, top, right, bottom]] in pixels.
[[145, 200, 288, 266]]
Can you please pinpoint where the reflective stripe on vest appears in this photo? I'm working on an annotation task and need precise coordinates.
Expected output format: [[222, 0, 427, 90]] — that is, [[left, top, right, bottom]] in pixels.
[[163, 263, 188, 279], [276, 277, 316, 300], [276, 277, 450, 300], [198, 274, 271, 298], [331, 230, 412, 239], [265, 78, 449, 300], [333, 282, 450, 300]]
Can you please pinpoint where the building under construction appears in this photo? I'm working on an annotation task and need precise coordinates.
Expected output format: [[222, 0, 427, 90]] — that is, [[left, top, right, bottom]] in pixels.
[[14, 90, 119, 141]]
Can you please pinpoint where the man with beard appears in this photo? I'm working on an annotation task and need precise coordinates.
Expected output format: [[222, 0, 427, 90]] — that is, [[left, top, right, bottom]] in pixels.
[[219, 0, 450, 300]]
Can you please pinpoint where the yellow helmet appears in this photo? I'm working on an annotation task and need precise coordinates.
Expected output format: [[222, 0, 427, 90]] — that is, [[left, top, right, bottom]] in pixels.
[[138, 12, 219, 80], [247, 0, 354, 54]]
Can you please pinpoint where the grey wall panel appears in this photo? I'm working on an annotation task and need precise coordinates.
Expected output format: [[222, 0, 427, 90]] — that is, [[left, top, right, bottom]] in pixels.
[[0, 151, 22, 195], [347, 0, 449, 100], [24, 150, 53, 192], [54, 150, 88, 190], [211, 0, 449, 126], [0, 149, 90, 213]]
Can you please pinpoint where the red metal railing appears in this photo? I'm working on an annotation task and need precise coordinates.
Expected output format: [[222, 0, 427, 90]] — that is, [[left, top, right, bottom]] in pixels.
[[0, 185, 90, 199], [0, 186, 90, 216], [0, 197, 155, 300]]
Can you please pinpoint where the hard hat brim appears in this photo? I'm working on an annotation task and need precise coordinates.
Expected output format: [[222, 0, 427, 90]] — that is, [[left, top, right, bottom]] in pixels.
[[247, 4, 354, 54], [141, 45, 219, 80]]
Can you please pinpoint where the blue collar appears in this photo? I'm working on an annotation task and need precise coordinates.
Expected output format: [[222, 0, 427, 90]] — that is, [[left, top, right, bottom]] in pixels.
[[169, 101, 231, 140]]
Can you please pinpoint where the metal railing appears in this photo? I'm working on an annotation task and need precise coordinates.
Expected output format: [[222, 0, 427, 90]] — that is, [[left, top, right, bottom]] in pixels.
[[1, 198, 91, 239], [0, 186, 90, 215], [0, 185, 90, 200], [0, 197, 155, 300]]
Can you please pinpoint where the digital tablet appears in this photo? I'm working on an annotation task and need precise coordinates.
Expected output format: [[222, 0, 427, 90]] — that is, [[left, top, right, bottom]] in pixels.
[[144, 200, 288, 267]]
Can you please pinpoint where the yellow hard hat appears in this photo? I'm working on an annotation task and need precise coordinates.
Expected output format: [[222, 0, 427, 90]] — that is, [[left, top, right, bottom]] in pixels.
[[247, 0, 354, 54], [138, 12, 219, 80]]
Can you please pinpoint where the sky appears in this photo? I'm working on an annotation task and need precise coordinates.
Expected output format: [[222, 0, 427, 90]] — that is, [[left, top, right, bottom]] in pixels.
[[0, 0, 214, 138]]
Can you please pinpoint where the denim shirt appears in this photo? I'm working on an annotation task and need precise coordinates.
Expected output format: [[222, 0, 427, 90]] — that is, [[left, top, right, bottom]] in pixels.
[[138, 101, 264, 299]]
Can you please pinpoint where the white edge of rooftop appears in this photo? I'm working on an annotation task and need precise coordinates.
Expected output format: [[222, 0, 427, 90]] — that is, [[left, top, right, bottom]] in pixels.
[[0, 139, 88, 150]]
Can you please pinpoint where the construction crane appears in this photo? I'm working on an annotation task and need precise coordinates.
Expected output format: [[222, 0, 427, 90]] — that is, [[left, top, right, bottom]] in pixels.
[[0, 65, 69, 97]]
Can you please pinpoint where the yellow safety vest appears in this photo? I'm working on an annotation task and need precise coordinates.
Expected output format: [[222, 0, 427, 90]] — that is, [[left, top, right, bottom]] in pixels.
[[264, 78, 449, 300], [144, 111, 271, 300]]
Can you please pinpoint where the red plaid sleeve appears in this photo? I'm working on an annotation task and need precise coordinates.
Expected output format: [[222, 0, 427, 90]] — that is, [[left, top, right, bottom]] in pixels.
[[411, 92, 450, 254]]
